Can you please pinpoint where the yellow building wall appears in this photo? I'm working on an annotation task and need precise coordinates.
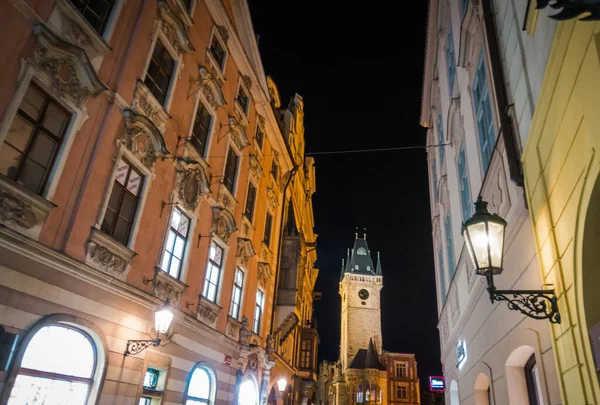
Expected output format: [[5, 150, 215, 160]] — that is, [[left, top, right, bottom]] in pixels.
[[522, 19, 600, 405]]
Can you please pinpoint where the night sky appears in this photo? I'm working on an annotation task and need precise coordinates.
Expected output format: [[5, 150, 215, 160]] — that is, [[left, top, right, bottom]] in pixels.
[[248, 1, 440, 389]]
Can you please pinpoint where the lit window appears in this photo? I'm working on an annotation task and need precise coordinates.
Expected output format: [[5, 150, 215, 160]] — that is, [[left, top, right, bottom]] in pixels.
[[300, 338, 313, 369], [101, 158, 144, 245], [236, 85, 250, 115], [458, 145, 472, 221], [356, 248, 367, 255], [8, 325, 96, 405], [223, 147, 239, 194], [230, 268, 245, 320], [525, 355, 544, 405], [472, 53, 496, 170], [244, 182, 257, 222], [190, 101, 212, 157], [186, 366, 212, 405], [395, 362, 407, 377], [446, 28, 456, 94], [209, 34, 226, 71], [0, 84, 72, 195], [160, 207, 190, 279], [395, 384, 407, 400], [203, 242, 223, 302], [263, 211, 273, 247], [70, 0, 115, 34], [253, 289, 265, 334], [139, 397, 152, 405], [144, 40, 176, 106], [445, 214, 456, 280], [143, 368, 160, 389], [238, 379, 258, 405]]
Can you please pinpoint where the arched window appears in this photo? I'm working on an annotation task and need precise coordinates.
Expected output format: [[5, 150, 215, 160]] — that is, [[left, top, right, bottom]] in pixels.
[[186, 366, 213, 405], [238, 378, 259, 405], [8, 325, 96, 405]]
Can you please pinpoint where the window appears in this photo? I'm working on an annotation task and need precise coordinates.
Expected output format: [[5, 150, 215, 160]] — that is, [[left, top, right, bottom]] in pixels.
[[143, 368, 160, 389], [432, 158, 439, 202], [160, 207, 190, 279], [144, 40, 176, 105], [244, 182, 257, 222], [230, 268, 244, 320], [395, 384, 407, 400], [525, 355, 543, 405], [186, 366, 212, 405], [239, 379, 258, 405], [254, 125, 264, 150], [70, 0, 115, 34], [139, 397, 152, 405], [0, 84, 71, 195], [203, 242, 223, 302], [395, 362, 407, 377], [190, 101, 212, 157], [460, 0, 468, 15], [209, 35, 226, 71], [437, 113, 445, 163], [101, 158, 144, 245], [270, 160, 279, 182], [263, 211, 273, 248], [253, 289, 265, 334], [300, 338, 313, 368], [236, 85, 250, 115], [445, 214, 456, 280], [438, 248, 446, 303], [472, 54, 496, 170], [223, 147, 239, 194], [8, 325, 96, 405], [446, 28, 456, 94], [357, 385, 364, 403], [458, 145, 472, 221], [357, 247, 367, 255]]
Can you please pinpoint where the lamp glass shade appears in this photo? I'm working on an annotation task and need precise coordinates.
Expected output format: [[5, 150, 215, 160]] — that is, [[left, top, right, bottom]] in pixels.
[[155, 303, 173, 334], [462, 198, 506, 276], [277, 377, 287, 393]]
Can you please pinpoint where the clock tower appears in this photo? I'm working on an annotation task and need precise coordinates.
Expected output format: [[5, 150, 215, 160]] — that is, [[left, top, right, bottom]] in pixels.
[[339, 233, 383, 371]]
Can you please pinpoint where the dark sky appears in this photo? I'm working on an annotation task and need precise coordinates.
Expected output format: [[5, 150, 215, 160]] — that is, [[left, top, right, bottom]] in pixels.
[[248, 1, 441, 389]]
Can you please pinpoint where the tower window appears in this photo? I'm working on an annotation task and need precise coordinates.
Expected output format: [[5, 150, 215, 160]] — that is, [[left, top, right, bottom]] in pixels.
[[356, 247, 367, 255], [395, 362, 407, 377]]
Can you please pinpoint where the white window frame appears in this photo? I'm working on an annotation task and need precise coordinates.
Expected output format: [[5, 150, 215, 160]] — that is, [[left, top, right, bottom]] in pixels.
[[95, 145, 153, 250], [263, 208, 274, 249], [202, 240, 226, 304], [186, 89, 216, 161], [253, 288, 265, 335], [229, 267, 245, 320], [395, 361, 408, 377], [207, 26, 228, 73], [141, 28, 182, 112], [235, 77, 251, 117], [158, 205, 194, 281], [253, 120, 265, 156]]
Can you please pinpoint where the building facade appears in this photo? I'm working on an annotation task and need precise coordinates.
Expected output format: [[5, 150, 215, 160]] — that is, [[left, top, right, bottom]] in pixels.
[[421, 1, 562, 404], [520, 3, 600, 404], [0, 1, 318, 405], [315, 236, 420, 405]]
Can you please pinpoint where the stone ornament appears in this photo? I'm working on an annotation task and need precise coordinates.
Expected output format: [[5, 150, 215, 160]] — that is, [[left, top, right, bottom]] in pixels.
[[122, 109, 169, 169], [132, 80, 170, 133], [227, 116, 250, 150], [266, 187, 278, 210], [211, 207, 237, 244], [158, 1, 194, 54], [88, 243, 127, 275], [0, 191, 36, 229], [176, 164, 210, 211], [275, 312, 299, 342], [236, 238, 256, 267], [239, 316, 251, 345], [85, 228, 135, 281], [216, 183, 237, 212], [248, 155, 263, 182], [195, 66, 226, 109], [61, 18, 91, 47], [196, 295, 221, 328], [152, 267, 187, 306], [260, 245, 271, 263], [226, 316, 241, 341], [257, 262, 272, 287], [30, 24, 107, 108], [216, 24, 229, 42], [241, 74, 252, 91]]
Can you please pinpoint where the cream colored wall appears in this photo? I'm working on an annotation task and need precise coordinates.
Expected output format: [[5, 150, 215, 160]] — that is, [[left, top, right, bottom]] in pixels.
[[522, 18, 600, 405]]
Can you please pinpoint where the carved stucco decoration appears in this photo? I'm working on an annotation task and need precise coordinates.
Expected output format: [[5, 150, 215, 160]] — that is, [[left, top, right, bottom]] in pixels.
[[241, 74, 252, 91], [86, 228, 135, 281], [227, 116, 250, 150], [257, 262, 273, 287], [248, 155, 263, 182], [260, 245, 272, 264], [176, 162, 210, 211], [197, 295, 221, 328], [226, 316, 242, 341], [266, 187, 278, 210], [216, 25, 229, 42], [196, 66, 226, 109], [0, 191, 37, 229], [217, 183, 237, 212], [30, 24, 107, 108], [239, 316, 251, 345], [211, 207, 237, 243], [158, 1, 194, 54], [152, 267, 187, 305], [122, 109, 169, 169], [276, 312, 299, 342], [236, 238, 255, 268], [132, 80, 170, 132], [61, 18, 91, 47]]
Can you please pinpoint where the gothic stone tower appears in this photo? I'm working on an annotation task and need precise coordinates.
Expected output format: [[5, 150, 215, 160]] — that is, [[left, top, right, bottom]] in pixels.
[[339, 234, 383, 371]]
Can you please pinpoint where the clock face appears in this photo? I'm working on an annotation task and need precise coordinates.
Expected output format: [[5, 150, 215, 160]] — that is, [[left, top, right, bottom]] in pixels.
[[358, 289, 370, 300]]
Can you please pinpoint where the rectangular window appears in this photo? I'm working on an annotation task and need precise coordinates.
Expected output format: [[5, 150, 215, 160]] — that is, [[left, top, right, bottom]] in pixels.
[[209, 35, 226, 71], [255, 125, 264, 150], [445, 214, 456, 280], [432, 158, 439, 202], [236, 86, 250, 115], [525, 355, 543, 405], [438, 248, 446, 303], [460, 0, 468, 15], [263, 211, 273, 247], [70, 0, 115, 34], [0, 84, 71, 195], [270, 160, 279, 182], [203, 242, 224, 302], [472, 54, 496, 170], [159, 207, 190, 279], [223, 147, 239, 194], [437, 113, 445, 163], [458, 146, 472, 221], [300, 338, 313, 369], [101, 159, 144, 245], [144, 40, 175, 105], [244, 182, 257, 222], [253, 289, 265, 334], [190, 101, 212, 157], [446, 28, 456, 94], [139, 397, 152, 405], [395, 362, 407, 377], [230, 268, 244, 320], [143, 368, 160, 390], [396, 384, 407, 400]]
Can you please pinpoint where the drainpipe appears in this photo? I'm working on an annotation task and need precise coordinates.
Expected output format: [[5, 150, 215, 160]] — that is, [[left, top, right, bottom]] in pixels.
[[480, 0, 524, 187]]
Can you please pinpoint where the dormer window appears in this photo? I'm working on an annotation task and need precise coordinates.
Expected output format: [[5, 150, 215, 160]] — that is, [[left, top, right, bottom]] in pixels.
[[209, 35, 226, 71], [70, 0, 116, 35], [357, 247, 367, 255], [354, 265, 359, 270], [236, 85, 250, 116]]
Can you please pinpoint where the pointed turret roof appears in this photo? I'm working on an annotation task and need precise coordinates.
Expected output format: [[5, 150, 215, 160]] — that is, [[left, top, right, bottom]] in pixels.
[[342, 233, 380, 276], [348, 338, 386, 370], [375, 251, 382, 276]]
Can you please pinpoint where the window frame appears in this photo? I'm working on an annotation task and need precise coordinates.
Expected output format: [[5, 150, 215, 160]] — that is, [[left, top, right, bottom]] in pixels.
[[437, 112, 445, 163], [445, 27, 456, 95], [457, 144, 472, 221], [253, 289, 265, 335], [188, 98, 214, 159], [159, 206, 192, 280], [235, 80, 251, 117], [230, 267, 245, 320], [270, 159, 279, 183], [202, 241, 225, 303], [445, 213, 456, 280], [299, 338, 313, 369], [244, 181, 257, 223], [254, 122, 265, 152], [437, 247, 446, 303], [208, 28, 228, 72], [143, 38, 177, 107], [472, 52, 497, 172], [223, 145, 240, 195], [185, 363, 215, 405], [395, 362, 407, 378], [395, 383, 408, 400], [69, 0, 116, 36], [263, 210, 273, 248], [525, 354, 543, 405]]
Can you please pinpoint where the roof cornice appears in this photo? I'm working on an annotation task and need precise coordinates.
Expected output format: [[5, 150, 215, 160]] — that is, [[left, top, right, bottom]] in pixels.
[[420, 0, 438, 128]]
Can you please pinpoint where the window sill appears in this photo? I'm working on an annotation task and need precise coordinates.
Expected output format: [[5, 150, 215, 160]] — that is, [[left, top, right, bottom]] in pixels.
[[226, 315, 242, 341], [0, 175, 56, 240], [151, 266, 188, 306], [197, 294, 221, 328], [132, 79, 171, 133], [85, 227, 136, 281]]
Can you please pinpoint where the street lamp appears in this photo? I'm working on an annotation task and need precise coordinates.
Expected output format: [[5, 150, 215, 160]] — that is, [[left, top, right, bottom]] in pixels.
[[277, 377, 287, 393], [462, 197, 561, 324], [125, 300, 174, 356]]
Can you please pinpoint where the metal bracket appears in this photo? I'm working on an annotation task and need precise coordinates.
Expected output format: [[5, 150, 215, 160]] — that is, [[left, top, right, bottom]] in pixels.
[[124, 339, 160, 356]]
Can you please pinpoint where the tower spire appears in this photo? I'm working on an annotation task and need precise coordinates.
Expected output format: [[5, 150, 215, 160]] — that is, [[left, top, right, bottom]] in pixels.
[[363, 227, 367, 240], [375, 251, 382, 276], [355, 226, 358, 239]]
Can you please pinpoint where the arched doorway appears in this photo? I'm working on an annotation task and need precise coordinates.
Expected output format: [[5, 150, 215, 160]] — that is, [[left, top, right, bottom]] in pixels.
[[473, 373, 490, 405], [449, 380, 460, 405], [267, 387, 277, 405]]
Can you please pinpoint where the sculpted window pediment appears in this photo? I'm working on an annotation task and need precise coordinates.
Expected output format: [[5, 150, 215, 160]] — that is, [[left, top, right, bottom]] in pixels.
[[122, 109, 169, 169], [458, 2, 484, 71], [132, 79, 171, 133], [30, 24, 108, 109], [158, 1, 194, 55], [211, 206, 237, 243], [257, 262, 273, 287], [226, 116, 250, 152], [248, 154, 263, 183], [448, 98, 463, 147], [192, 66, 226, 111], [175, 158, 211, 211], [236, 237, 256, 268]]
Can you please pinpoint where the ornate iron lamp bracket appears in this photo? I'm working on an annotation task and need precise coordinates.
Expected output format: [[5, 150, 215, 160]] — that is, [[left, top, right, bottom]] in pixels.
[[486, 274, 561, 324], [124, 338, 160, 356]]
